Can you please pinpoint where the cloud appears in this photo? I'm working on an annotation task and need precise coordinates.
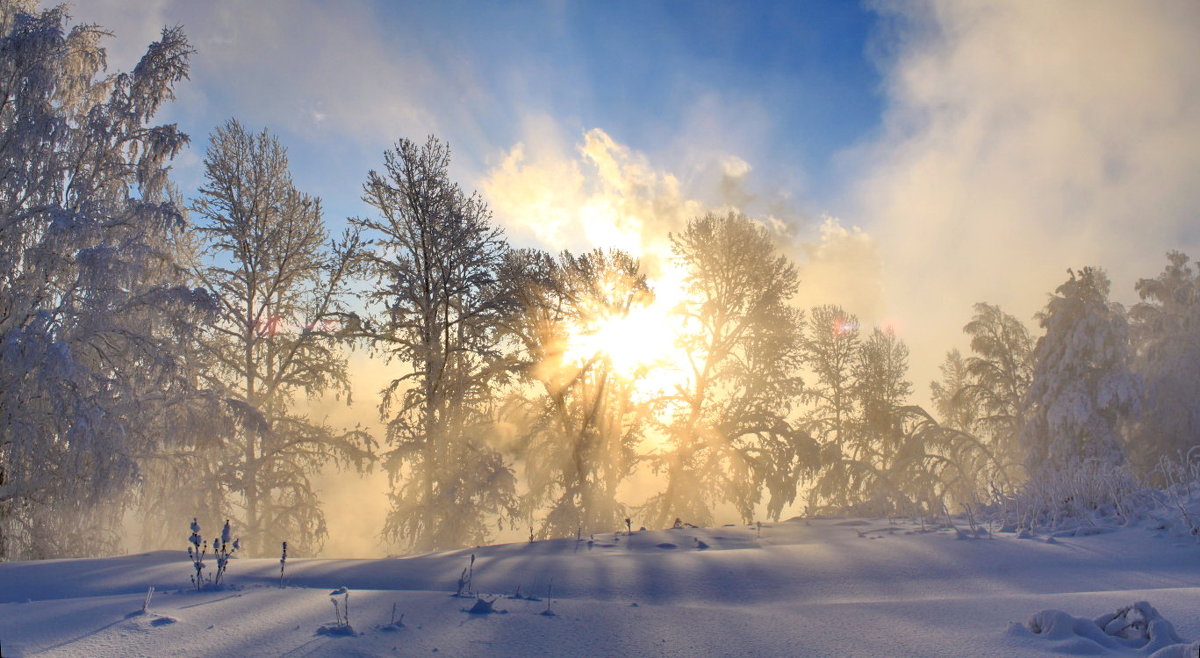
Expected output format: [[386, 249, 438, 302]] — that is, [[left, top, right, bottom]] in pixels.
[[851, 0, 1200, 391], [482, 123, 706, 277], [792, 217, 884, 316], [85, 0, 498, 158]]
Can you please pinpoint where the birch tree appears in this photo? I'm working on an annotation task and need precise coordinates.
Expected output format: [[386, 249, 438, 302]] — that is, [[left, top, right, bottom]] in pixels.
[[354, 136, 516, 552], [645, 212, 813, 527], [192, 120, 373, 556], [0, 3, 211, 558]]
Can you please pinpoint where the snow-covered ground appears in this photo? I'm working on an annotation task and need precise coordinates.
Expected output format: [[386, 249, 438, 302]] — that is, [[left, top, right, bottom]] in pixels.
[[2, 518, 1199, 657]]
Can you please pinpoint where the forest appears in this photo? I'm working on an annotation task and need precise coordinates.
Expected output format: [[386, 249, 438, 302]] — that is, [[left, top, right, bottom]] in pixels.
[[2, 2, 1198, 562]]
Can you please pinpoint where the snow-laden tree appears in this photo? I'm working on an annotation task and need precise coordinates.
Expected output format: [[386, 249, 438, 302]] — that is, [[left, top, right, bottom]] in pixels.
[[853, 327, 913, 457], [190, 120, 374, 556], [353, 136, 516, 552], [1128, 251, 1200, 477], [961, 303, 1033, 474], [925, 304, 1033, 498], [931, 349, 979, 434], [644, 212, 813, 527], [1020, 268, 1139, 477], [810, 327, 916, 513], [802, 305, 861, 455], [0, 3, 213, 558], [500, 248, 649, 539]]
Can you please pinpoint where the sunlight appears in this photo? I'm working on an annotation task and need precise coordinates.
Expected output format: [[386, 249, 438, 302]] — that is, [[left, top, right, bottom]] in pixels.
[[560, 259, 693, 407]]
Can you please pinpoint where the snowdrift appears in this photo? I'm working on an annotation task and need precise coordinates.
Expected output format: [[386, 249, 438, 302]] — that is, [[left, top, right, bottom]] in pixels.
[[2, 519, 1199, 656]]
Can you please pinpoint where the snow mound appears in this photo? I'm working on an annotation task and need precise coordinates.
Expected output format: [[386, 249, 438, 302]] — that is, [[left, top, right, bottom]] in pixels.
[[1010, 601, 1197, 656], [315, 623, 356, 637]]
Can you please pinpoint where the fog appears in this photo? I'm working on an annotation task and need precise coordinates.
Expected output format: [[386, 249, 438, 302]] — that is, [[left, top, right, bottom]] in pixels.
[[8, 0, 1200, 560]]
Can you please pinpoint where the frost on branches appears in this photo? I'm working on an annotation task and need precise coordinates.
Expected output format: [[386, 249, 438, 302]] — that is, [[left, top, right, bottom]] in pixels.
[[1020, 268, 1140, 479], [352, 137, 516, 552], [0, 2, 213, 559], [189, 120, 375, 557], [1128, 252, 1200, 478]]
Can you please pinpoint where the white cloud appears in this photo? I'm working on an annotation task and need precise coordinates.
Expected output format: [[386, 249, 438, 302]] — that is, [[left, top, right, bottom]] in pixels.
[[482, 123, 706, 278], [481, 122, 888, 332], [85, 0, 489, 148], [852, 0, 1200, 392]]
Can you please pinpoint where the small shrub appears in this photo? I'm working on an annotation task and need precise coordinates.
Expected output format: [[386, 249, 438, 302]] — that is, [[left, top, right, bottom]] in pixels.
[[212, 520, 239, 586], [318, 586, 355, 636], [993, 460, 1143, 534], [454, 554, 475, 597], [187, 518, 239, 590], [187, 518, 206, 590], [279, 541, 288, 588]]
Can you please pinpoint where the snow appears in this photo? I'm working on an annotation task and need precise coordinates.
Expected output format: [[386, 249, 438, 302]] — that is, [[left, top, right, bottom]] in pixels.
[[1, 519, 1198, 657]]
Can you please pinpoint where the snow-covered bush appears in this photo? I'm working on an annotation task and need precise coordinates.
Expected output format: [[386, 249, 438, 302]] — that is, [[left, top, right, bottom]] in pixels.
[[1013, 601, 1192, 655], [1149, 446, 1200, 537], [993, 459, 1143, 534]]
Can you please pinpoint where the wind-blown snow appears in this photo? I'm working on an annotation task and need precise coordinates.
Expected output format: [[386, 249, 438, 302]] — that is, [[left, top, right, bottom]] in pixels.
[[1, 519, 1198, 656]]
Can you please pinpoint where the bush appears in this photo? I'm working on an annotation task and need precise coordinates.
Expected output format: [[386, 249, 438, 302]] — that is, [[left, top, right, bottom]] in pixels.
[[992, 460, 1143, 534]]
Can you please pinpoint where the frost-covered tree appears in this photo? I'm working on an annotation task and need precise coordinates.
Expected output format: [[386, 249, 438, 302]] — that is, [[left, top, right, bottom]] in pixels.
[[1020, 268, 1139, 477], [924, 304, 1033, 497], [853, 328, 913, 459], [0, 3, 211, 558], [353, 136, 516, 552], [961, 303, 1033, 474], [925, 348, 1008, 501], [644, 212, 813, 527], [802, 305, 861, 454], [810, 328, 916, 513], [501, 248, 648, 538], [930, 349, 979, 434], [191, 120, 374, 556], [1128, 251, 1200, 477]]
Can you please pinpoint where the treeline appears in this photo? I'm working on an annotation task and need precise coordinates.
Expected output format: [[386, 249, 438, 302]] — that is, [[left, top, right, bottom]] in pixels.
[[2, 6, 1198, 559]]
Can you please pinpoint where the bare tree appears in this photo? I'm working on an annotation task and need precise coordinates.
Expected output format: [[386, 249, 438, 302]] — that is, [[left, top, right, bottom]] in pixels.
[[353, 136, 516, 552], [500, 248, 648, 538], [192, 120, 373, 556], [644, 212, 813, 527]]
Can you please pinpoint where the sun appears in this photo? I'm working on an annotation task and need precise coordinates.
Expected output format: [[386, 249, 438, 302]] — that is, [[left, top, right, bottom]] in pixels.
[[563, 306, 668, 376], [560, 268, 693, 404]]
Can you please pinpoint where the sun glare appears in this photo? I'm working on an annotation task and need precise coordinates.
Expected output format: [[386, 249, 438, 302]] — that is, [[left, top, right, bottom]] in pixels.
[[560, 263, 693, 403]]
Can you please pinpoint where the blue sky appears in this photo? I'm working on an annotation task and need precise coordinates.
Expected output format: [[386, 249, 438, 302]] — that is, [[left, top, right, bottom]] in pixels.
[[93, 0, 884, 226], [86, 0, 1200, 392]]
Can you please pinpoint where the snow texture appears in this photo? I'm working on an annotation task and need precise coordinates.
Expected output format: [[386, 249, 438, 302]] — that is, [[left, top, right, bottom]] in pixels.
[[2, 517, 1199, 656]]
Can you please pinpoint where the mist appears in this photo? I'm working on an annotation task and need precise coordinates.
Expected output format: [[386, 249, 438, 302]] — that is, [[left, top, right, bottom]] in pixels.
[[4, 0, 1200, 563]]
